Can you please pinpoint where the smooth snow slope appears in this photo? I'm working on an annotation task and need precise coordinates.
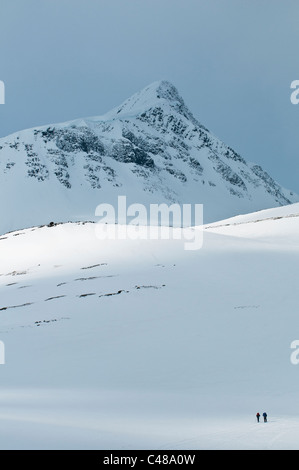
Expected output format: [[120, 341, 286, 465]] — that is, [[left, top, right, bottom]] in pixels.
[[204, 202, 299, 244], [0, 205, 299, 449]]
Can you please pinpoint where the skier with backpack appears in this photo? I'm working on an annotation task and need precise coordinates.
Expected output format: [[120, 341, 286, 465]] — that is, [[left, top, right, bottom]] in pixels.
[[263, 412, 267, 422]]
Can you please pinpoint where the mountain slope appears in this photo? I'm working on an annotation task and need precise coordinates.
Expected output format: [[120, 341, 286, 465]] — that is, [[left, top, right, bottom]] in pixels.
[[0, 205, 299, 448], [205, 202, 299, 240], [0, 80, 297, 234]]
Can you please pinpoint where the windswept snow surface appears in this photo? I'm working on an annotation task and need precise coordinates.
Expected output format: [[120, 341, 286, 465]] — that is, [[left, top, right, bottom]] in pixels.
[[0, 204, 299, 449]]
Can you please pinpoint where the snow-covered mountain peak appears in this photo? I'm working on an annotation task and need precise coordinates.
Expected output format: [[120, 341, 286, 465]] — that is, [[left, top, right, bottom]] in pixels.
[[103, 80, 202, 126], [0, 80, 298, 234]]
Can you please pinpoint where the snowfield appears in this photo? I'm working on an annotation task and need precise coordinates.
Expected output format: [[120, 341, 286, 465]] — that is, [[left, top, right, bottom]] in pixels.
[[0, 203, 299, 449]]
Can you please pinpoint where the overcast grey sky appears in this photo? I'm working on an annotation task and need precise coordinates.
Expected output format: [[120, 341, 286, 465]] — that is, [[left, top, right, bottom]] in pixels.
[[0, 0, 299, 193]]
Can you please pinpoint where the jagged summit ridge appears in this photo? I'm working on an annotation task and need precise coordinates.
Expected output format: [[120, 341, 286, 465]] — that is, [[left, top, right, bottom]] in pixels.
[[102, 80, 204, 128], [0, 80, 297, 234]]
